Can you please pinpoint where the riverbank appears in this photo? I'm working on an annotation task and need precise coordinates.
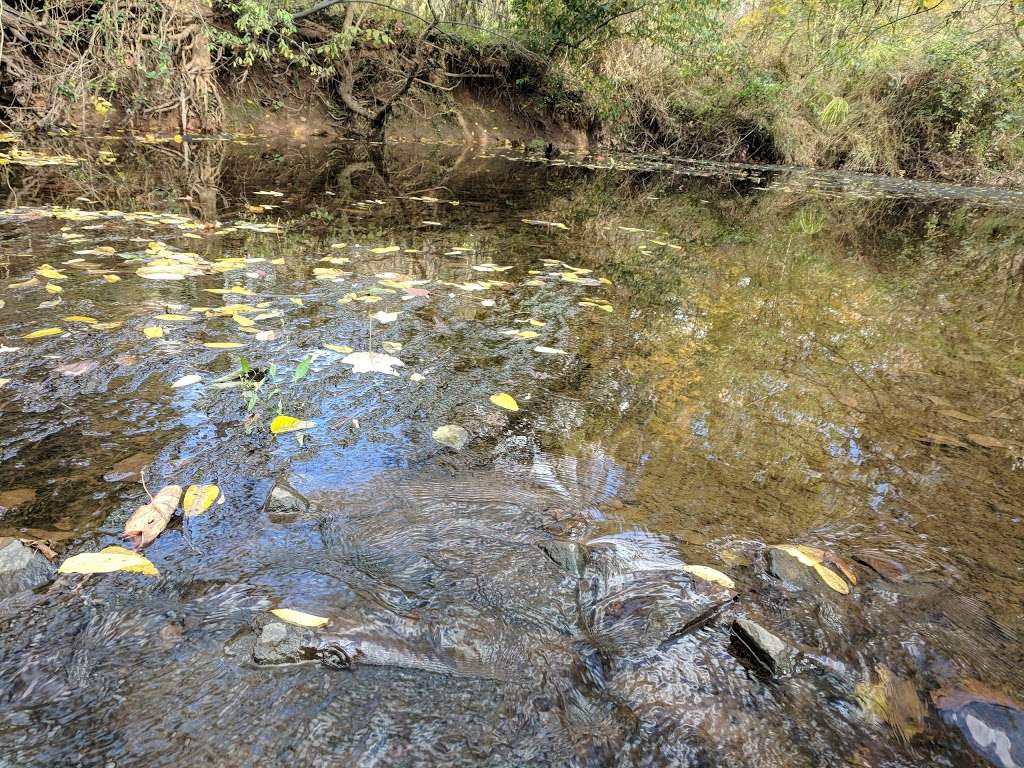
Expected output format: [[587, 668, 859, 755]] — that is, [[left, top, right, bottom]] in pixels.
[[0, 2, 1021, 184]]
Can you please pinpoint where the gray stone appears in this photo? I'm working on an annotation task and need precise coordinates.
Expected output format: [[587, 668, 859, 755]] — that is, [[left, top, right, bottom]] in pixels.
[[732, 617, 796, 676], [252, 621, 309, 665], [539, 539, 588, 577], [766, 547, 823, 592], [265, 482, 309, 522], [0, 539, 53, 598]]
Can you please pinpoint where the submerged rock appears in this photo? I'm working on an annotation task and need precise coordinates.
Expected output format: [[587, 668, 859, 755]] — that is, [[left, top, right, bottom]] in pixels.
[[933, 680, 1024, 768], [765, 547, 824, 592], [538, 538, 587, 577], [265, 481, 309, 522], [0, 538, 53, 597], [251, 620, 352, 670], [732, 617, 796, 676]]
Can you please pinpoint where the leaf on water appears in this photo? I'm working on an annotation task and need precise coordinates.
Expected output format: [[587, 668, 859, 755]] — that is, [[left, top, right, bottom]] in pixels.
[[103, 274, 121, 283], [341, 351, 405, 376], [123, 485, 182, 548], [534, 346, 568, 355], [293, 355, 312, 382], [204, 342, 245, 349], [489, 393, 519, 411], [23, 327, 64, 339], [813, 563, 850, 594], [255, 330, 277, 341], [966, 433, 1015, 449], [36, 264, 67, 280], [62, 315, 98, 324], [370, 245, 401, 254], [527, 319, 546, 327], [183, 484, 221, 517], [233, 314, 255, 328], [8, 277, 40, 289], [45, 283, 62, 294], [171, 374, 202, 389], [270, 608, 329, 628], [480, 299, 496, 307], [410, 372, 425, 382], [938, 409, 982, 423], [432, 424, 470, 451], [371, 310, 399, 324], [270, 415, 315, 435], [324, 344, 354, 354], [770, 544, 822, 567], [155, 314, 192, 321], [513, 330, 539, 340], [91, 321, 122, 331], [682, 565, 735, 589], [522, 219, 569, 230], [381, 341, 402, 353], [143, 326, 165, 339], [57, 360, 98, 377], [58, 545, 159, 576]]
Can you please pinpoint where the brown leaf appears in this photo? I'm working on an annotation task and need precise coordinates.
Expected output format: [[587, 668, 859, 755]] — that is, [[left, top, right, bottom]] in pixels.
[[932, 678, 1022, 711], [0, 488, 36, 511], [123, 485, 181, 548]]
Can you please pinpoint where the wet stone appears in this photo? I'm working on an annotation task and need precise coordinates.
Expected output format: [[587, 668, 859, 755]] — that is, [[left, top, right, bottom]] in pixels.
[[538, 539, 588, 577], [265, 482, 310, 522], [766, 547, 823, 592], [732, 617, 796, 676], [252, 621, 315, 665], [0, 538, 54, 597]]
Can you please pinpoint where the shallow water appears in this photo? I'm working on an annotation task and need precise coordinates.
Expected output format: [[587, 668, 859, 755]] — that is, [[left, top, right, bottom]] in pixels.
[[0, 135, 1022, 766]]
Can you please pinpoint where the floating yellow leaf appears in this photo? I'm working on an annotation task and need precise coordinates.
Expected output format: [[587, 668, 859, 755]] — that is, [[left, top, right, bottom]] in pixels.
[[58, 546, 159, 576], [270, 608, 329, 628], [233, 314, 255, 327], [489, 393, 519, 411], [36, 264, 67, 280], [534, 346, 567, 355], [527, 319, 546, 327], [324, 344, 354, 354], [204, 342, 245, 349], [45, 283, 62, 294], [23, 327, 64, 339], [370, 245, 401, 254], [814, 563, 850, 594], [91, 321, 122, 331], [103, 274, 121, 283], [682, 565, 735, 589], [270, 415, 315, 435], [143, 326, 165, 339], [171, 374, 202, 389], [62, 315, 97, 324], [154, 314, 192, 322], [183, 484, 221, 517]]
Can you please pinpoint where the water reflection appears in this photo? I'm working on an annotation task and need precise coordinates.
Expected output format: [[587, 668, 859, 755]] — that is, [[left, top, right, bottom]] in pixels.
[[0, 135, 1021, 766]]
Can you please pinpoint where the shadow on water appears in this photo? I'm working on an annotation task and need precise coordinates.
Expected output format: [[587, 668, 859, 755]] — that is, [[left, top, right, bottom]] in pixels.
[[0, 135, 1022, 766]]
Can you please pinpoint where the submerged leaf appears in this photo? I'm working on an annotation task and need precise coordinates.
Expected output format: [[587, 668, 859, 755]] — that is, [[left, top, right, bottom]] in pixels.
[[813, 563, 850, 594], [432, 424, 470, 451], [270, 608, 329, 628], [270, 415, 315, 435], [143, 326, 165, 339], [489, 393, 519, 411], [58, 546, 159, 576], [682, 565, 735, 589], [171, 374, 202, 389], [324, 344, 354, 354]]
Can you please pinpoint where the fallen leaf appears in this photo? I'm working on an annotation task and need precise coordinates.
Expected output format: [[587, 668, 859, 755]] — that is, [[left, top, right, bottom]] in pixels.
[[814, 563, 850, 594], [324, 344, 353, 354], [62, 315, 98, 324], [534, 346, 567, 355], [371, 310, 398, 324], [171, 374, 202, 389], [36, 264, 67, 280], [103, 274, 121, 283], [270, 608, 329, 628], [938, 409, 982, 423], [58, 545, 159, 576], [410, 372, 425, 382], [183, 484, 221, 517], [123, 485, 182, 547], [856, 665, 925, 743], [489, 393, 519, 411], [341, 351, 405, 376], [0, 488, 36, 511], [143, 326, 165, 339], [57, 360, 98, 377], [432, 424, 470, 450], [23, 327, 64, 339], [966, 433, 1015, 449], [204, 342, 245, 349], [370, 245, 401, 254], [682, 564, 735, 589], [104, 452, 153, 482], [270, 415, 316, 435]]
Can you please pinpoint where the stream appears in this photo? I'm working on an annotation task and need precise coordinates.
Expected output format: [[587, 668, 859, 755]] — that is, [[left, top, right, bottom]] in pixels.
[[0, 134, 1022, 767]]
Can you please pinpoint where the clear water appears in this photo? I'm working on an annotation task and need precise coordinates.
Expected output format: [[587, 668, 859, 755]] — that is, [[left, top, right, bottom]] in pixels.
[[0, 135, 1022, 766]]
